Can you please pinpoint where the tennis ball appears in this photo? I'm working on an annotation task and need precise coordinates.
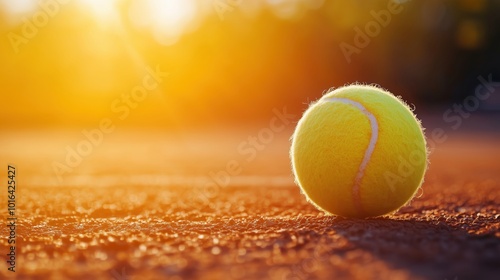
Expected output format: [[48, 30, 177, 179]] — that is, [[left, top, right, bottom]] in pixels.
[[291, 84, 427, 218]]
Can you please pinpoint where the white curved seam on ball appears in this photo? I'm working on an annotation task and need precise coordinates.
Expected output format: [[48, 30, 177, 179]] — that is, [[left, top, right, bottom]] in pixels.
[[322, 97, 379, 214]]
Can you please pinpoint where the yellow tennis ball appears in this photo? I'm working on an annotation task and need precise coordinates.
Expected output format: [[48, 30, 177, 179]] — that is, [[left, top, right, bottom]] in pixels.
[[291, 84, 428, 218]]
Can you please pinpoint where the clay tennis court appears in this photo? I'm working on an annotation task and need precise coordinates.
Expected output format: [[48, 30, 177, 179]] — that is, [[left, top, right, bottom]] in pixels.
[[1, 123, 499, 280]]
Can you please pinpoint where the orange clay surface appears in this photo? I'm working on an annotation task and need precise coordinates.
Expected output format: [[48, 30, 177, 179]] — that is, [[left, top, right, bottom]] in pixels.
[[0, 128, 499, 280]]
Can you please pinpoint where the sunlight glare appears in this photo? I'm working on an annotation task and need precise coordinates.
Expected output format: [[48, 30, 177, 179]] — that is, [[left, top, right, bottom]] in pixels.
[[129, 0, 197, 46], [0, 0, 37, 25], [266, 0, 300, 19], [78, 0, 117, 20]]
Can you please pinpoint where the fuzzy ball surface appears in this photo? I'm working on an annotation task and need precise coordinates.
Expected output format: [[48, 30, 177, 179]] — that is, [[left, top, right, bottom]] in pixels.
[[291, 84, 428, 218]]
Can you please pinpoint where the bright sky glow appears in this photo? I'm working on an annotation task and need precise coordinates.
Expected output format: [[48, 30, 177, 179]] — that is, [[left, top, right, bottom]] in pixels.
[[77, 0, 118, 20], [129, 0, 197, 45], [0, 0, 37, 24]]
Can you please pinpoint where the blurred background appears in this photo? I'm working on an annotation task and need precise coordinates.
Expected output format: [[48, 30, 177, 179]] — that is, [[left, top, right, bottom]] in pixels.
[[0, 0, 499, 186]]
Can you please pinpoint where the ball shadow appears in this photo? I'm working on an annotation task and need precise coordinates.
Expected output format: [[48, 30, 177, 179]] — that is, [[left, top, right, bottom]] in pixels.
[[328, 217, 499, 280]]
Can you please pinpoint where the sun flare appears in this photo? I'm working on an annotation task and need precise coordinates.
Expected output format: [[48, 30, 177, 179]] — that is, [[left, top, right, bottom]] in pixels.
[[77, 0, 118, 20], [129, 0, 197, 45]]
